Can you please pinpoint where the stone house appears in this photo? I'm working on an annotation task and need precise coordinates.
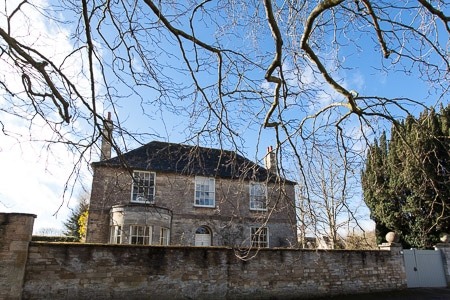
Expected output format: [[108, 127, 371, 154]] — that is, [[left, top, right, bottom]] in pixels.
[[86, 121, 297, 248]]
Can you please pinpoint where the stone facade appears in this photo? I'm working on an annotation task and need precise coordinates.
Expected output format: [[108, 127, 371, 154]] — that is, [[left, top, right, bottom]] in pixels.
[[86, 164, 297, 248]]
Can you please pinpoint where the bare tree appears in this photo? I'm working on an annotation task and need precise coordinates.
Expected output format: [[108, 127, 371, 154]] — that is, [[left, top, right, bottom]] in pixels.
[[0, 1, 448, 238], [344, 230, 377, 250], [299, 149, 364, 249], [35, 227, 63, 237]]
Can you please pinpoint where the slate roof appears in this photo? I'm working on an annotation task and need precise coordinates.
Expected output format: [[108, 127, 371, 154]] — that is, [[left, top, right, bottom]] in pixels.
[[92, 141, 295, 184]]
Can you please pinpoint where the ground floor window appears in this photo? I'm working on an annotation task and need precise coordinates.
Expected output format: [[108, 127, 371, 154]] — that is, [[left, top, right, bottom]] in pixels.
[[130, 225, 152, 245], [160, 227, 170, 245], [251, 227, 268, 248], [110, 225, 122, 244]]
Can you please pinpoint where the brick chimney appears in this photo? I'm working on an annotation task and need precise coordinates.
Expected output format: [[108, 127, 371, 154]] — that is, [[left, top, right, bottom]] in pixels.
[[100, 112, 113, 161], [264, 146, 277, 174]]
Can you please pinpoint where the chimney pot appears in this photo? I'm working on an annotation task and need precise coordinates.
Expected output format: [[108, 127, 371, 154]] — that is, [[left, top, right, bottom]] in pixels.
[[264, 145, 277, 174]]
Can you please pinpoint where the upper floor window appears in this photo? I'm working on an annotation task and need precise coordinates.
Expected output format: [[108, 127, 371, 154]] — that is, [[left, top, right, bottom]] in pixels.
[[130, 225, 152, 245], [250, 182, 267, 211], [194, 176, 215, 207], [251, 227, 269, 248], [131, 171, 155, 203]]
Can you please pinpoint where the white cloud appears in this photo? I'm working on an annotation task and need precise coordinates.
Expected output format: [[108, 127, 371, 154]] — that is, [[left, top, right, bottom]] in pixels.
[[0, 0, 94, 233], [0, 109, 91, 233], [0, 139, 80, 233]]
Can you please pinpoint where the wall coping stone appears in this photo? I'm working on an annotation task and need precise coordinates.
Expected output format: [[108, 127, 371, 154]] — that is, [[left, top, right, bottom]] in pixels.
[[435, 243, 450, 249], [0, 212, 37, 218], [28, 241, 387, 254]]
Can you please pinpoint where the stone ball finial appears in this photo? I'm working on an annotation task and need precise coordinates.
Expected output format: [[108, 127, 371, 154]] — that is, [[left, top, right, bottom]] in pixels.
[[385, 232, 399, 243], [440, 233, 449, 243]]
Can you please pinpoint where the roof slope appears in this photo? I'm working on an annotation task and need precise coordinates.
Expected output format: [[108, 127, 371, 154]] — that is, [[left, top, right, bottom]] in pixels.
[[93, 141, 294, 183]]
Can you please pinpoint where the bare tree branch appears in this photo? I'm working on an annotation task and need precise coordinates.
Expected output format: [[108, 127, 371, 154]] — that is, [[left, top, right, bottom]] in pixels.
[[262, 0, 284, 128], [418, 0, 450, 32]]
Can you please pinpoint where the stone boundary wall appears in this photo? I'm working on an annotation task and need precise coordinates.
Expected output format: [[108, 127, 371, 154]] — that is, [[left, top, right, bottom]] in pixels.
[[21, 243, 406, 299], [0, 212, 411, 300]]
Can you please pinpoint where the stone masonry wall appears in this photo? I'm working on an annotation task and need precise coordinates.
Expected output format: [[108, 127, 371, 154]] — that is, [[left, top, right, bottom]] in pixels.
[[0, 213, 35, 300], [435, 243, 450, 287], [22, 242, 407, 300], [0, 213, 412, 299]]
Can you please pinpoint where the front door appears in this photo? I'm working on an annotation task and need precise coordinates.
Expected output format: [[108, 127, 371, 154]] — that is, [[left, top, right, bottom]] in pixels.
[[195, 226, 211, 246]]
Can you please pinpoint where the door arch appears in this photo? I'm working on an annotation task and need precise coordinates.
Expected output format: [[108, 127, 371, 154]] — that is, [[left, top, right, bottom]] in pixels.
[[195, 226, 212, 246]]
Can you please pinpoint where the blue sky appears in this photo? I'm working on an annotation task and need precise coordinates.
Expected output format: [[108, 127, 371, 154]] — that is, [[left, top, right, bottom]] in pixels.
[[0, 0, 447, 234]]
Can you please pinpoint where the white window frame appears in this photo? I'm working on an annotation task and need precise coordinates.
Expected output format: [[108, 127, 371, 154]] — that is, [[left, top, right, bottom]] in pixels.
[[131, 171, 156, 203], [159, 227, 170, 245], [249, 182, 267, 211], [110, 225, 122, 244], [194, 176, 215, 207], [129, 225, 152, 245], [251, 227, 269, 248]]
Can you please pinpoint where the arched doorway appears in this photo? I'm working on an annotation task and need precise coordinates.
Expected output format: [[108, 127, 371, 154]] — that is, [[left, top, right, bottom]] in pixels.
[[195, 226, 212, 246]]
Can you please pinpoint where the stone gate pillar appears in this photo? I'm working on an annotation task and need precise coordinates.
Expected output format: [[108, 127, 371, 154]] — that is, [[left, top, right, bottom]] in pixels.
[[435, 233, 450, 287], [378, 232, 407, 288], [0, 213, 36, 300], [378, 232, 403, 253]]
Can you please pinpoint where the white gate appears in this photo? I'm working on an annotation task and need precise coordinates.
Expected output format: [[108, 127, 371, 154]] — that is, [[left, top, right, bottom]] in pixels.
[[403, 249, 447, 288]]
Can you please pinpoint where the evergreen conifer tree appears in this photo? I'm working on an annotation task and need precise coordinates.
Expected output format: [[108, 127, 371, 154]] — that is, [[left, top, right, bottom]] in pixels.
[[63, 196, 89, 241], [362, 105, 450, 248]]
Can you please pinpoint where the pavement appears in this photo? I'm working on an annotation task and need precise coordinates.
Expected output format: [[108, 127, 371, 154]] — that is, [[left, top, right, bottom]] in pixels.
[[312, 288, 450, 299]]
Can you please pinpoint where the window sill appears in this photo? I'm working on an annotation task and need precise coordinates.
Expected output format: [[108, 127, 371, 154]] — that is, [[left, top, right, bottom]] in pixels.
[[130, 200, 155, 205], [194, 205, 216, 208], [250, 208, 268, 212]]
